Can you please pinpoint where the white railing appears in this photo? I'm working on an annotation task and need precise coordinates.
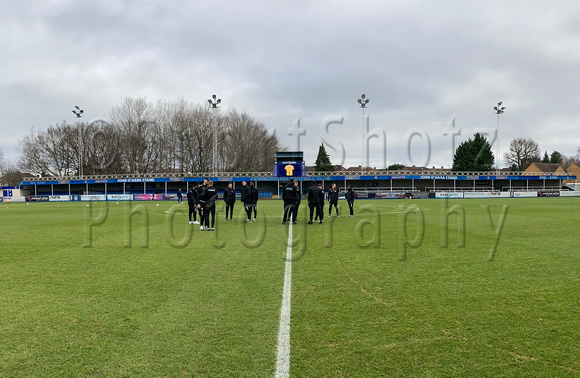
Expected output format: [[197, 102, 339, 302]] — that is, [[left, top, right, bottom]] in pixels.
[[22, 169, 572, 182]]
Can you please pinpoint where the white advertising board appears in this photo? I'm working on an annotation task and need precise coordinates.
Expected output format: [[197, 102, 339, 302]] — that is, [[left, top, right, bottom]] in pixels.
[[512, 191, 538, 198], [435, 192, 463, 199], [463, 192, 510, 199], [49, 195, 72, 202], [81, 195, 107, 202], [559, 191, 580, 197], [107, 194, 133, 201]]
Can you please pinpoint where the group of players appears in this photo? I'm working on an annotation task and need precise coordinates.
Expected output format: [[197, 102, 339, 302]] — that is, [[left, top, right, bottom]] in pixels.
[[184, 179, 258, 231], [183, 178, 355, 230], [281, 179, 355, 224]]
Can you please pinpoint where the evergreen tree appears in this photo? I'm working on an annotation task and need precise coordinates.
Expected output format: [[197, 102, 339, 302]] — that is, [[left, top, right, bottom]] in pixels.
[[452, 133, 495, 171], [542, 151, 550, 163], [387, 163, 405, 170], [315, 143, 333, 171], [549, 150, 563, 165]]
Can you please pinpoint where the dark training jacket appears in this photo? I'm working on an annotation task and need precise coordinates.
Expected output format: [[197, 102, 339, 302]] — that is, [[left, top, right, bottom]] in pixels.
[[224, 187, 236, 205], [241, 185, 251, 204], [187, 190, 197, 207], [204, 186, 217, 207], [250, 187, 259, 205], [307, 184, 321, 204], [328, 187, 339, 202], [283, 183, 298, 204]]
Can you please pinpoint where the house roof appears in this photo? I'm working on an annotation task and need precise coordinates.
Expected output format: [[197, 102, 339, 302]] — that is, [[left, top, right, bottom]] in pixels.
[[526, 162, 563, 173], [346, 166, 378, 172]]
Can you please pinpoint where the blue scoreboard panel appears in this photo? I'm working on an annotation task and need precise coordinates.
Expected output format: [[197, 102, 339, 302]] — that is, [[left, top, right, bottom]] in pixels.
[[273, 161, 305, 178]]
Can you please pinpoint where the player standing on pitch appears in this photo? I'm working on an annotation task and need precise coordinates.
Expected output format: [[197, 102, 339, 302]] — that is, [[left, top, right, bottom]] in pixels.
[[282, 179, 298, 224], [240, 181, 252, 223], [307, 182, 322, 224], [223, 182, 235, 221], [328, 183, 339, 217], [250, 182, 258, 221], [317, 183, 324, 223], [187, 185, 199, 224], [177, 188, 183, 204], [203, 180, 217, 231], [293, 180, 301, 223], [346, 185, 355, 218], [197, 178, 208, 230]]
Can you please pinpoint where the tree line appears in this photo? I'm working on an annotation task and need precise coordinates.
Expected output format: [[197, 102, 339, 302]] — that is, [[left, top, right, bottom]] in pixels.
[[452, 135, 579, 171], [16, 97, 281, 178], [503, 138, 579, 171], [381, 134, 579, 172]]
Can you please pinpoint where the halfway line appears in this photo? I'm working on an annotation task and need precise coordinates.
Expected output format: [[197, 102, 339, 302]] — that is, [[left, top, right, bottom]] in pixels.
[[275, 223, 293, 378]]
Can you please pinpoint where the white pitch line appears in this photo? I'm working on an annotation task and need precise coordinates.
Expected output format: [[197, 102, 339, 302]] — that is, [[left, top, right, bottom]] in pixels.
[[275, 222, 293, 378]]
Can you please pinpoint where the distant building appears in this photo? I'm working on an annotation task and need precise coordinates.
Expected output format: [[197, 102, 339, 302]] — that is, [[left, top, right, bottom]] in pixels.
[[305, 164, 346, 173], [522, 162, 566, 176], [346, 166, 378, 173], [565, 162, 580, 184]]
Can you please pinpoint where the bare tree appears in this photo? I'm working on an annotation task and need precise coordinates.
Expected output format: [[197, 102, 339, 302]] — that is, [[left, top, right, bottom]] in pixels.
[[154, 99, 175, 173], [19, 122, 82, 176], [222, 109, 279, 171], [19, 129, 49, 176], [110, 97, 160, 174], [83, 120, 125, 174], [168, 99, 211, 173], [18, 97, 282, 177], [0, 147, 4, 178], [504, 138, 541, 170], [0, 164, 25, 186]]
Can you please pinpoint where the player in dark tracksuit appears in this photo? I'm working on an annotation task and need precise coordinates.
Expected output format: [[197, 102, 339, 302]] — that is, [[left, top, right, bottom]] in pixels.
[[187, 185, 198, 224], [317, 183, 324, 222], [282, 179, 298, 224], [223, 183, 235, 221], [203, 180, 217, 230], [294, 180, 301, 222], [197, 179, 208, 230], [307, 182, 322, 224], [240, 181, 252, 223], [346, 185, 355, 217], [328, 183, 339, 217], [250, 182, 258, 221]]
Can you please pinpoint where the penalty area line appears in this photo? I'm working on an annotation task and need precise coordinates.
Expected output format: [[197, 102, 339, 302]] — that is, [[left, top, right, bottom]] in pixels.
[[275, 222, 293, 378]]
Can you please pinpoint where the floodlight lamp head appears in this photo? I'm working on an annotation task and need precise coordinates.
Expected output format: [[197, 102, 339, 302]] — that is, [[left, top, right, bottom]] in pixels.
[[217, 99, 221, 104], [361, 94, 366, 99], [212, 94, 217, 100], [357, 99, 362, 104], [72, 106, 84, 118]]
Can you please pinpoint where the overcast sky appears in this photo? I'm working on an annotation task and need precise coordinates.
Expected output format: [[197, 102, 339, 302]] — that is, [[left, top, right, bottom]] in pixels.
[[1, 0, 579, 171]]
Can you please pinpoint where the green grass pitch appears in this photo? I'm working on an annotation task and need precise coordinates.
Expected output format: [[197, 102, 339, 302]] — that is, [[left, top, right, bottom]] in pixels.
[[1, 197, 579, 376]]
